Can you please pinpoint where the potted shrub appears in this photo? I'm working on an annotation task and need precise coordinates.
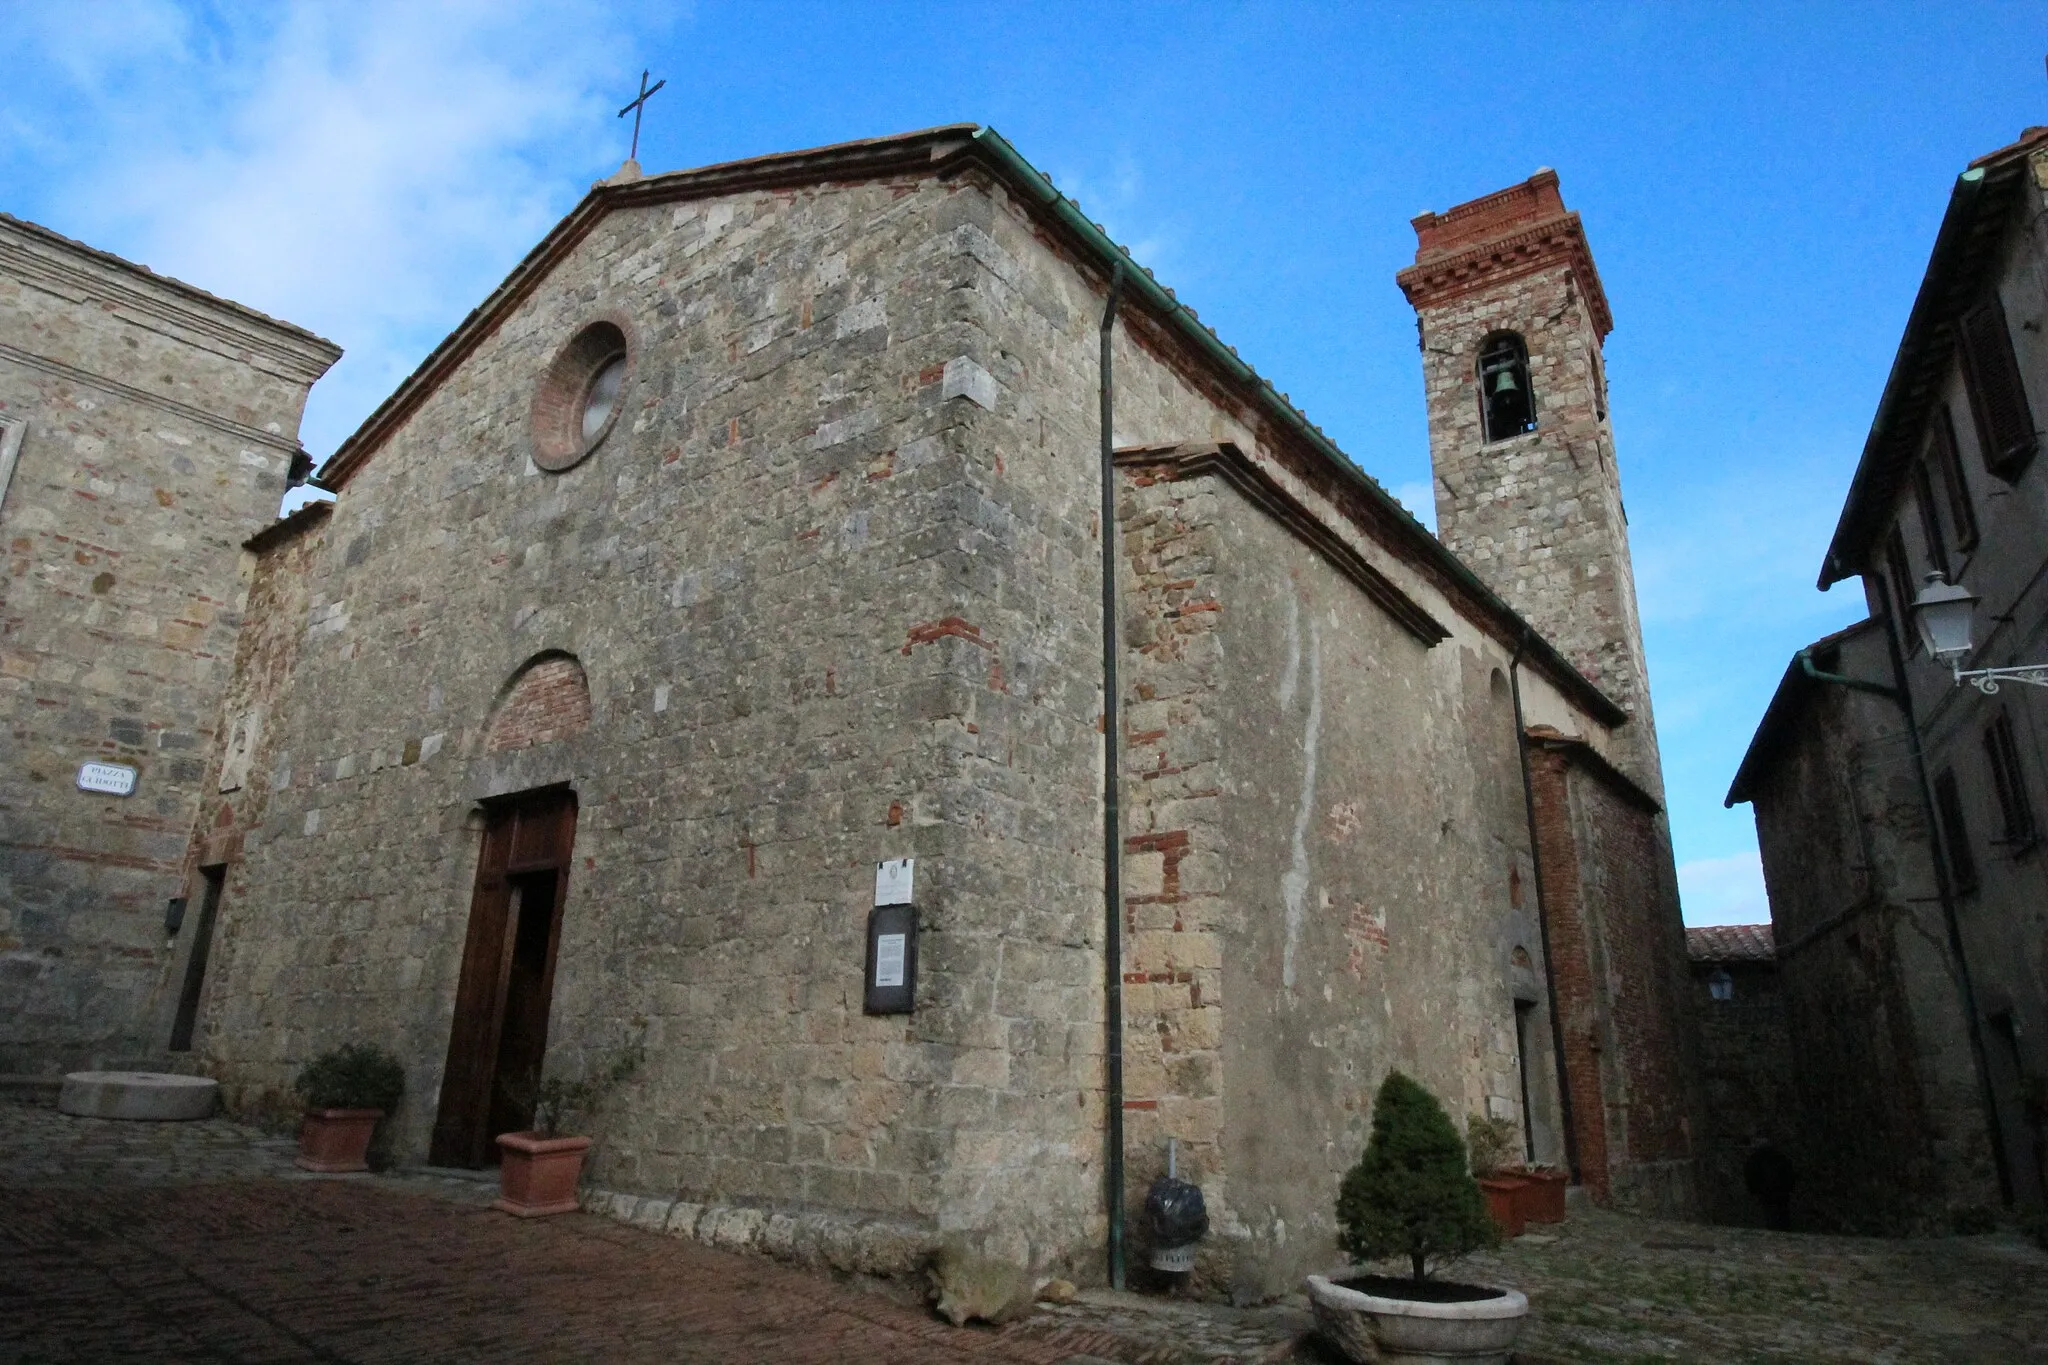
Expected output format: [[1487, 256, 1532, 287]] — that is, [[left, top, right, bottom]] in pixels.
[[495, 1046, 641, 1218], [1465, 1113, 1529, 1238], [293, 1044, 405, 1173], [1306, 1071, 1529, 1365]]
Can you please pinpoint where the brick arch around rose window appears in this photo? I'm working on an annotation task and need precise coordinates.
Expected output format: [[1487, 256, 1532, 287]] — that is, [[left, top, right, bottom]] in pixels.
[[485, 652, 592, 754]]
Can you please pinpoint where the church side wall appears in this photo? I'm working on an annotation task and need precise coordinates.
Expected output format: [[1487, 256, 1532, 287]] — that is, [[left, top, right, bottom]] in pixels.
[[0, 240, 326, 1072], [199, 176, 1110, 1272]]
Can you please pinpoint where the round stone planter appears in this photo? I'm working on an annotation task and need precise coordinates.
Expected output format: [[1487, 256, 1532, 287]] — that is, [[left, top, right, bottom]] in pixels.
[[295, 1108, 383, 1172], [495, 1132, 592, 1217], [1306, 1272, 1528, 1365], [58, 1071, 218, 1121]]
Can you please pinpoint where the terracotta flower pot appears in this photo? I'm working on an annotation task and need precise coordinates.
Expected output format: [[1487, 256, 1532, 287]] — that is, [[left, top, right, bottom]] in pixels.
[[1517, 1167, 1569, 1223], [295, 1108, 382, 1173], [1477, 1176, 1529, 1238], [495, 1131, 592, 1217]]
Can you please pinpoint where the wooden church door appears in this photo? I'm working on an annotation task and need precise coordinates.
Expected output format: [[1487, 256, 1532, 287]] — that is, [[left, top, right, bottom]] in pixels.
[[431, 788, 577, 1167]]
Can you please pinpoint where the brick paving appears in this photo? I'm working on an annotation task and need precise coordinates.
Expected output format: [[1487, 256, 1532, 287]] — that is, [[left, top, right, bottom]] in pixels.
[[6, 1098, 2048, 1363]]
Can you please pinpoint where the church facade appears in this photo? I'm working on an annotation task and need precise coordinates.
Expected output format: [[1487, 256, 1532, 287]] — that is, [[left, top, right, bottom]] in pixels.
[[13, 128, 1692, 1293]]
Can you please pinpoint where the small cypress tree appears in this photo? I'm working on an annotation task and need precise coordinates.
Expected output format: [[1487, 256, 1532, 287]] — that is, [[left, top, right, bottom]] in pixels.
[[1336, 1070, 1498, 1282]]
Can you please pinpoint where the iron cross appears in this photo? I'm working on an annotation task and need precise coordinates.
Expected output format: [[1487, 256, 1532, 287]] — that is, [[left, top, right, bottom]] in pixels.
[[618, 70, 666, 163]]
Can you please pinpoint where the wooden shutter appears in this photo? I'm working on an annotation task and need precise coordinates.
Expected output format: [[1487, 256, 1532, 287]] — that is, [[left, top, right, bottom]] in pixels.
[[1983, 712, 2037, 846], [1929, 406, 1979, 552], [1958, 293, 2037, 478], [1911, 459, 1949, 576]]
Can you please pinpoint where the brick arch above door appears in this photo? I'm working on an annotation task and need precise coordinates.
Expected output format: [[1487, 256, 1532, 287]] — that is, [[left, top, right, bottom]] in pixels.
[[485, 653, 592, 754]]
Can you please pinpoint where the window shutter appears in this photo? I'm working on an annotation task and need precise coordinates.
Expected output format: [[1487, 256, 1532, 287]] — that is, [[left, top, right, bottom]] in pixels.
[[1931, 406, 1979, 552], [1958, 294, 2037, 478]]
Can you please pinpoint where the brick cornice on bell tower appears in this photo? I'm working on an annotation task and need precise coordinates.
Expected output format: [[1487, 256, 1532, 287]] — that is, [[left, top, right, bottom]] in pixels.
[[1396, 169, 1614, 340], [1402, 169, 1663, 798]]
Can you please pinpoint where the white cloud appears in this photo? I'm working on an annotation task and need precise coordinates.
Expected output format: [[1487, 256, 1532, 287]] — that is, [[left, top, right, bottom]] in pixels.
[[16, 1, 648, 463], [1678, 849, 1769, 927]]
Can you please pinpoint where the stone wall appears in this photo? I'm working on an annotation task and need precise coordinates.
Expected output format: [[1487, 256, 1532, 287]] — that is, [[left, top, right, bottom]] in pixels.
[[1109, 452, 1570, 1296], [1686, 944, 1797, 1227], [1746, 626, 2001, 1231], [0, 216, 336, 1072]]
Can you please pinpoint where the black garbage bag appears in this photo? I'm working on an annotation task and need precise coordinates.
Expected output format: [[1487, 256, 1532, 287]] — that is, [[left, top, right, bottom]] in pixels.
[[1144, 1174, 1209, 1248]]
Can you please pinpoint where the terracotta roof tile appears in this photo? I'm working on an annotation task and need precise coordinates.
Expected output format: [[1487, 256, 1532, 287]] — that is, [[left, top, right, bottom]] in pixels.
[[1685, 924, 1776, 962]]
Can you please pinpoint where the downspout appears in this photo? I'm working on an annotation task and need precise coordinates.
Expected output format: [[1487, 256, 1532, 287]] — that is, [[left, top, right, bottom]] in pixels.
[[1509, 628, 1581, 1184], [1866, 611, 2013, 1203], [1100, 262, 1129, 1289]]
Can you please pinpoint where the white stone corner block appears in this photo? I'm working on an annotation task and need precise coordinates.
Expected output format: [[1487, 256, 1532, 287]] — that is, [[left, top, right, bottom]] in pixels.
[[941, 356, 1000, 410]]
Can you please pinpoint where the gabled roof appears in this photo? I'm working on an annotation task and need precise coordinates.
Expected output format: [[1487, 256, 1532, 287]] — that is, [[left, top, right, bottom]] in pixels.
[[1685, 924, 1775, 963], [1818, 127, 2048, 587], [1724, 617, 1883, 806], [312, 124, 1630, 728]]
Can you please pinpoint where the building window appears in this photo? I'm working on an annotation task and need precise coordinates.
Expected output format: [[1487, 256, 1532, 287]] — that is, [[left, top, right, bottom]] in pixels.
[[0, 414, 25, 516], [1885, 527, 1918, 653], [530, 319, 632, 472], [1911, 459, 1949, 577], [1984, 711, 2038, 852], [1958, 292, 2037, 480], [1934, 767, 1980, 895], [1930, 405, 1979, 553], [1478, 332, 1535, 442], [1708, 968, 1734, 1002]]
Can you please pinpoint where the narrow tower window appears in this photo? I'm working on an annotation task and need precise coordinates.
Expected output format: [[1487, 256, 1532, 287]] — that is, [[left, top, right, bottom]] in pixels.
[[1478, 332, 1535, 442]]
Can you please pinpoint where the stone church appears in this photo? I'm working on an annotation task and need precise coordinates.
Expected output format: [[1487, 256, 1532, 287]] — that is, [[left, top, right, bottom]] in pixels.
[[5, 127, 1695, 1294]]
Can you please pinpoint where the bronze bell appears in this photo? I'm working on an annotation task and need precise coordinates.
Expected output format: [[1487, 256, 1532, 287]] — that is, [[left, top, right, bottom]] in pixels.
[[1491, 368, 1520, 396]]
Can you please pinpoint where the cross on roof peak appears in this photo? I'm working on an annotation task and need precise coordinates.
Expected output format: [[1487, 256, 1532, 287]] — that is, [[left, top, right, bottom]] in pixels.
[[618, 69, 666, 165]]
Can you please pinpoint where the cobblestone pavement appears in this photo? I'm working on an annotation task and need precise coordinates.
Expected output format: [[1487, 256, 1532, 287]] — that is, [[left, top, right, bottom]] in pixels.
[[1463, 1209, 2048, 1365], [6, 1098, 2048, 1363]]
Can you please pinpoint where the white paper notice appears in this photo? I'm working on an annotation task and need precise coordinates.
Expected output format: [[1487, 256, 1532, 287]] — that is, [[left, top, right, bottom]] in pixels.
[[874, 857, 914, 906], [874, 932, 907, 988]]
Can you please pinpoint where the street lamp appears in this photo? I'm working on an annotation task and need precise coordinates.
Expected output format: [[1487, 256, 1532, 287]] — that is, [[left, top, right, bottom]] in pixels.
[[1910, 571, 2048, 692]]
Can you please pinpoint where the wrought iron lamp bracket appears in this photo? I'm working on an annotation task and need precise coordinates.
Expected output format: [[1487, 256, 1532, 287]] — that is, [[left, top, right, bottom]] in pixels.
[[1953, 663, 2048, 693]]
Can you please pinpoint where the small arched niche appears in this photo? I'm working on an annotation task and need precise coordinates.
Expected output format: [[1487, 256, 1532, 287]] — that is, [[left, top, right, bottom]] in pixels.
[[485, 652, 592, 754], [1477, 331, 1536, 442]]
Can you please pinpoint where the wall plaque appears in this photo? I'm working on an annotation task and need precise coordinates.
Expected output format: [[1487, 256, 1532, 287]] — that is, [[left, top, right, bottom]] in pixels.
[[77, 762, 138, 797]]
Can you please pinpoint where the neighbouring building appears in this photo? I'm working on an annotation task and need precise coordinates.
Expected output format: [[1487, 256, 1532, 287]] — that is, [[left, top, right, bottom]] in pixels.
[[1683, 924, 1797, 1227], [0, 214, 338, 1073], [10, 128, 1696, 1293], [1728, 126, 2048, 1230]]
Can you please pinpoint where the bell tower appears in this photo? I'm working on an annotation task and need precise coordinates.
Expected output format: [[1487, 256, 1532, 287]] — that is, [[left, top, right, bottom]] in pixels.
[[1397, 170, 1662, 794]]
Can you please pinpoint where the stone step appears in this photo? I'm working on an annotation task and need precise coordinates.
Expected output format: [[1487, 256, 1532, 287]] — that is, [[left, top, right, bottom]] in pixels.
[[58, 1071, 218, 1121]]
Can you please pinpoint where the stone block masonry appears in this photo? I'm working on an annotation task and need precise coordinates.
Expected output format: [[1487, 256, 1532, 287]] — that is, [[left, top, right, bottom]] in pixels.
[[0, 214, 338, 1073]]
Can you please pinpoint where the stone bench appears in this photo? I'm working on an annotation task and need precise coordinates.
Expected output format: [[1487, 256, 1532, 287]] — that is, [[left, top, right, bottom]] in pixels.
[[58, 1072, 218, 1121]]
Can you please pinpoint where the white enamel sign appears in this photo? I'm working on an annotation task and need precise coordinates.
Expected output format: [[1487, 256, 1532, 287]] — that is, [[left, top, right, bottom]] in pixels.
[[874, 857, 914, 906], [77, 762, 138, 796]]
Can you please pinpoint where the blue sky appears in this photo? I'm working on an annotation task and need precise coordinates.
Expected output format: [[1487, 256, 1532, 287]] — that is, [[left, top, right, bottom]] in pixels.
[[5, 2, 2043, 924]]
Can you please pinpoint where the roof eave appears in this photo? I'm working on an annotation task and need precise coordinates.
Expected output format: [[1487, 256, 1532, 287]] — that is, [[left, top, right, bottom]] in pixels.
[[1818, 132, 2047, 588]]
